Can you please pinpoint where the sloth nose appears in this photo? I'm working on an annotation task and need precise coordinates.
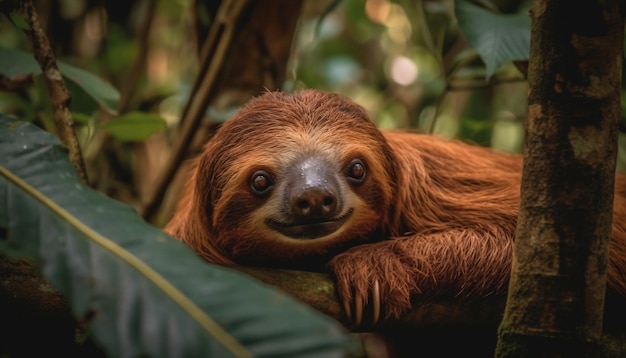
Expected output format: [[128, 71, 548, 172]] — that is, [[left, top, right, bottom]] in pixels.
[[288, 156, 340, 221], [291, 188, 338, 220]]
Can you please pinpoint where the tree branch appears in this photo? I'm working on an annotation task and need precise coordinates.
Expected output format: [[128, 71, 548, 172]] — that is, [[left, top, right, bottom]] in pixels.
[[13, 0, 89, 185], [141, 0, 253, 223], [116, 0, 158, 115], [234, 266, 506, 331]]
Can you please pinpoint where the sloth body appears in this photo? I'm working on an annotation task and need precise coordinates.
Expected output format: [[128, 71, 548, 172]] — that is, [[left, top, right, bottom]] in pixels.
[[165, 90, 626, 323]]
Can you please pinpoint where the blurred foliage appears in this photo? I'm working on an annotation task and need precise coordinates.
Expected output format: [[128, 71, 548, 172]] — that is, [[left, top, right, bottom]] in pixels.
[[1, 0, 626, 209], [291, 0, 530, 152]]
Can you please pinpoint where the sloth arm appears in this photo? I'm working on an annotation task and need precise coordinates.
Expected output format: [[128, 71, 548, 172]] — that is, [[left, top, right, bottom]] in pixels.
[[328, 226, 515, 326], [327, 133, 521, 325]]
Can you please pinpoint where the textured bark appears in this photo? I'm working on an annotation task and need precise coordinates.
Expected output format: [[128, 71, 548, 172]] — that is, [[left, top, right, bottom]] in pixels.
[[235, 266, 507, 331], [14, 0, 89, 185], [496, 1, 624, 356], [0, 255, 104, 357]]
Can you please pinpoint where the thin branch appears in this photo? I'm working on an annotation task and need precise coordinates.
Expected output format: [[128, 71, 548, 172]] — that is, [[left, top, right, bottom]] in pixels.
[[447, 76, 526, 92], [116, 0, 158, 115], [14, 0, 89, 184], [427, 76, 526, 134], [141, 0, 252, 222]]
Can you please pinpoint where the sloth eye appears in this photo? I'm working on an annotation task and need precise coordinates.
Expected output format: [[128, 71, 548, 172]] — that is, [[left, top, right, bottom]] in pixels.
[[347, 159, 366, 183], [250, 170, 273, 196]]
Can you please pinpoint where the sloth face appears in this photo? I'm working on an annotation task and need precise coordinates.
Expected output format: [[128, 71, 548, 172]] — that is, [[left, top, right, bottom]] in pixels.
[[195, 90, 396, 269], [256, 155, 362, 240], [243, 149, 378, 238]]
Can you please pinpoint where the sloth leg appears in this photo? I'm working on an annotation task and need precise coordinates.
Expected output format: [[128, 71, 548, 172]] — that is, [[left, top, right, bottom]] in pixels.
[[328, 227, 514, 326]]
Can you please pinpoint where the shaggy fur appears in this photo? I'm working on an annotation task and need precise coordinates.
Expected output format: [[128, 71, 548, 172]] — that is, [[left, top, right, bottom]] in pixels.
[[165, 89, 626, 320]]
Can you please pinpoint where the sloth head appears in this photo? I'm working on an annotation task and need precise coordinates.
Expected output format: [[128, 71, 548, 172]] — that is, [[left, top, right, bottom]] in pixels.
[[169, 90, 397, 270]]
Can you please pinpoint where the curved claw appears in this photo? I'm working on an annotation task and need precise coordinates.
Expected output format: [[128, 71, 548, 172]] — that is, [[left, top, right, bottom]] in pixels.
[[343, 301, 352, 321], [354, 293, 363, 327], [342, 282, 382, 327], [372, 280, 380, 325], [343, 297, 352, 323]]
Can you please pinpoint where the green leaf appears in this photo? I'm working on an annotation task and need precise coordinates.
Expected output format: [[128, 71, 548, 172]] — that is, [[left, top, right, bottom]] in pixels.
[[57, 62, 120, 115], [0, 47, 40, 77], [102, 112, 167, 142], [71, 112, 93, 125], [0, 47, 120, 115], [455, 0, 530, 79], [0, 115, 355, 358], [8, 12, 30, 30]]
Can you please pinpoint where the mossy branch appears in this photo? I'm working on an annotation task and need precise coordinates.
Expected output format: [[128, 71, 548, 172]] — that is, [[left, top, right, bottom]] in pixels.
[[234, 266, 506, 331]]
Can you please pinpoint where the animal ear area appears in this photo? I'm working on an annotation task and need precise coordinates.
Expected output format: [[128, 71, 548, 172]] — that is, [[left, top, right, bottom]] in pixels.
[[166, 141, 220, 238], [192, 144, 222, 227], [164, 152, 232, 264]]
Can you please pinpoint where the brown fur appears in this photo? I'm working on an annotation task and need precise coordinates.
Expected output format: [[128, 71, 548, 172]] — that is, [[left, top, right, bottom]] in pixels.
[[165, 89, 626, 319]]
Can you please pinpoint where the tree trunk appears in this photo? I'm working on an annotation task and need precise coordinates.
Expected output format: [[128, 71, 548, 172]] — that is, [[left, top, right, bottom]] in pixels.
[[496, 1, 624, 356]]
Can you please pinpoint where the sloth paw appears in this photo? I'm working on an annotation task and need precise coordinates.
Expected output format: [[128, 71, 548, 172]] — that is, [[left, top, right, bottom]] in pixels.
[[329, 254, 414, 328], [342, 279, 381, 327]]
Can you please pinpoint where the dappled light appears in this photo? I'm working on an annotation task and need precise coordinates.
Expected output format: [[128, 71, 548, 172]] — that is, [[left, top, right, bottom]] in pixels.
[[4, 0, 626, 357], [389, 55, 417, 85]]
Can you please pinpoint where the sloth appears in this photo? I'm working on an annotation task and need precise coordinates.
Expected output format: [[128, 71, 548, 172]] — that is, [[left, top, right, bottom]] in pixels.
[[165, 89, 626, 326]]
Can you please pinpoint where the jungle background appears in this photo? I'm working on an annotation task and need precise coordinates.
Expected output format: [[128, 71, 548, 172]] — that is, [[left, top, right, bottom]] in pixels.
[[1, 0, 626, 357], [0, 0, 539, 222], [4, 0, 626, 221]]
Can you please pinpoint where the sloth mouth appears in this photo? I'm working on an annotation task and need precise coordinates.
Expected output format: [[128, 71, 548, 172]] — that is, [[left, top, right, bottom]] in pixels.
[[266, 209, 354, 239]]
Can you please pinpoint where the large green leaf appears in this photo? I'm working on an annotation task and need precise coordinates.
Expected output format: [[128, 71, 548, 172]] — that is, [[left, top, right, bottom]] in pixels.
[[0, 115, 355, 358], [0, 47, 120, 114], [455, 0, 530, 79]]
